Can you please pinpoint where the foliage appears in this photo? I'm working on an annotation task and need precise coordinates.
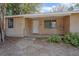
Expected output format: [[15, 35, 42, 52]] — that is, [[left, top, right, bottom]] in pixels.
[[21, 3, 41, 14], [6, 3, 21, 15], [63, 33, 72, 44], [6, 3, 41, 15], [75, 3, 79, 8], [48, 34, 62, 43], [68, 6, 74, 11], [63, 33, 79, 47]]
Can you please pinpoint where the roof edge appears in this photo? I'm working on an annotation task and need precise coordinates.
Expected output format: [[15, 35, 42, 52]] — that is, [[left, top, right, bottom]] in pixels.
[[5, 11, 79, 18]]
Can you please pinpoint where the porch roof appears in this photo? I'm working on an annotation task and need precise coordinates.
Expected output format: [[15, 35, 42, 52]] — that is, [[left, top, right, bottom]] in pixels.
[[5, 11, 79, 18]]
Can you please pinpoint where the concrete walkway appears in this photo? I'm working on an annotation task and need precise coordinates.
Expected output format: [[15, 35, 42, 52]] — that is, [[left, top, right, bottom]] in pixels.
[[0, 37, 79, 56]]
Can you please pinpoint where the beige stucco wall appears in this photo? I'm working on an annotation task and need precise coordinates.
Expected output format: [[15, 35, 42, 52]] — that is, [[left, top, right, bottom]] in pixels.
[[5, 17, 25, 37], [70, 13, 79, 33]]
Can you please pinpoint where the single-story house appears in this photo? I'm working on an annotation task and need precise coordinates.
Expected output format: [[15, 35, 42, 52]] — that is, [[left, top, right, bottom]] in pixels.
[[4, 11, 79, 37]]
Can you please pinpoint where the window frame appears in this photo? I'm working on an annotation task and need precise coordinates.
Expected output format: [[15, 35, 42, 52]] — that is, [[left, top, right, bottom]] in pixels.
[[8, 18, 14, 28], [44, 18, 57, 29]]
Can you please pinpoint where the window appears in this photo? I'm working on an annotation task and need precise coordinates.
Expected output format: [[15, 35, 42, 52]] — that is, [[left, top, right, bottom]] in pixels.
[[44, 20, 56, 28], [51, 20, 56, 28], [8, 18, 14, 28]]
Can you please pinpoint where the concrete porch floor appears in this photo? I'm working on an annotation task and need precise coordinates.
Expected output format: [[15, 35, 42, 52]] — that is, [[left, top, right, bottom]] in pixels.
[[0, 37, 79, 56]]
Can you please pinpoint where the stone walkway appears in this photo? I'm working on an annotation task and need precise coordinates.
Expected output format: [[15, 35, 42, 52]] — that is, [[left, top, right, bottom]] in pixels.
[[0, 37, 79, 56]]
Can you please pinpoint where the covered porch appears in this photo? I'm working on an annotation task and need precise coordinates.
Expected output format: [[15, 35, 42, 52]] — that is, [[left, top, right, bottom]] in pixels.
[[24, 15, 70, 37]]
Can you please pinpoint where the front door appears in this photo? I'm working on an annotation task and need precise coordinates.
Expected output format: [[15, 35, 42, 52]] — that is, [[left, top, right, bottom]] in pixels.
[[32, 20, 39, 33]]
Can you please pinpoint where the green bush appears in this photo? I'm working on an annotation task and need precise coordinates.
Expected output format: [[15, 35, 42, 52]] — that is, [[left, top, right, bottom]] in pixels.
[[63, 32, 79, 47], [48, 34, 62, 43], [63, 33, 72, 44]]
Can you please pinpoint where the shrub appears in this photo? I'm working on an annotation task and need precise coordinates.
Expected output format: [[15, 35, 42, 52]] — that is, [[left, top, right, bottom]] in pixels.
[[63, 32, 79, 47], [48, 34, 62, 43], [63, 33, 72, 44]]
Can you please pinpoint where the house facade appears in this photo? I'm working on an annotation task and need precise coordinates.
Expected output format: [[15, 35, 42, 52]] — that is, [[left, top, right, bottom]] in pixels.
[[4, 11, 79, 37]]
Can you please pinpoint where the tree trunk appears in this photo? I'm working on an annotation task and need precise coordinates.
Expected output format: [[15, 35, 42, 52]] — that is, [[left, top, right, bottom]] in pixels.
[[0, 4, 6, 42]]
